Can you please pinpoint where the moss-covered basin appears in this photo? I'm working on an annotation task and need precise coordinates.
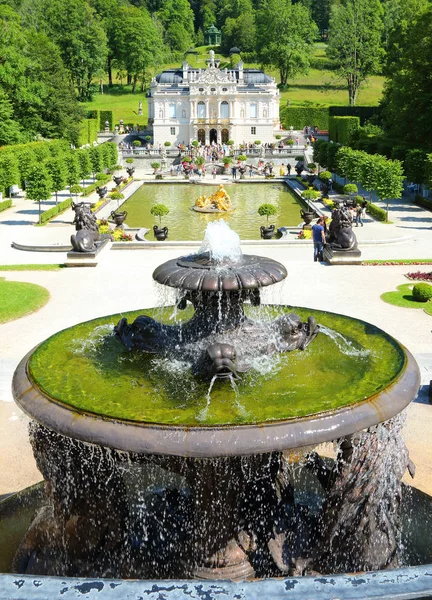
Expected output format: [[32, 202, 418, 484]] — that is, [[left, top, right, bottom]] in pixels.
[[26, 306, 407, 427]]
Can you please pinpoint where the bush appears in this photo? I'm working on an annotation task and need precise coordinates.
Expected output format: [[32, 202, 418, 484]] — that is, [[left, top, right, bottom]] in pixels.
[[150, 203, 169, 224], [125, 158, 134, 164], [254, 140, 261, 146], [287, 139, 294, 146], [151, 162, 161, 169], [226, 140, 234, 145], [183, 156, 192, 163], [0, 199, 12, 213], [99, 110, 113, 131], [192, 140, 199, 147], [39, 198, 72, 225], [329, 116, 360, 145], [164, 141, 171, 147], [414, 195, 432, 212], [109, 191, 124, 200], [367, 202, 387, 222], [223, 157, 233, 165], [319, 171, 332, 183], [329, 105, 382, 125], [295, 155, 304, 161], [237, 154, 247, 161], [302, 189, 320, 201], [132, 140, 141, 147], [307, 163, 317, 171], [343, 184, 358, 195], [78, 118, 98, 146], [275, 135, 281, 140], [412, 283, 432, 302]]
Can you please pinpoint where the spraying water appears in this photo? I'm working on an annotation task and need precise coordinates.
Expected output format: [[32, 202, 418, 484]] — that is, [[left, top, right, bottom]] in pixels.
[[199, 220, 243, 263]]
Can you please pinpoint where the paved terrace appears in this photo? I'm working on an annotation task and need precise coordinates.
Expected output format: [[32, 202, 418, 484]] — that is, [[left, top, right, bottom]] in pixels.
[[0, 169, 431, 498]]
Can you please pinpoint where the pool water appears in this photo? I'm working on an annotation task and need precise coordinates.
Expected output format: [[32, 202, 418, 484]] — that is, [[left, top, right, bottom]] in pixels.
[[28, 306, 406, 427], [121, 183, 306, 240]]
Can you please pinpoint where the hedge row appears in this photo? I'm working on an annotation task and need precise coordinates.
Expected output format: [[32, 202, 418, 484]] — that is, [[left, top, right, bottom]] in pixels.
[[40, 198, 73, 224], [414, 195, 432, 212], [82, 173, 111, 197], [280, 107, 329, 130], [329, 106, 381, 125], [329, 116, 360, 145], [367, 202, 387, 222], [78, 118, 98, 146], [0, 199, 12, 213], [100, 111, 113, 131]]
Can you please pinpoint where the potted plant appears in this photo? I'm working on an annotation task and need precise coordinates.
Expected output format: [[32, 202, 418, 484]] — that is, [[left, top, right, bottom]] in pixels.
[[258, 203, 278, 239], [164, 141, 171, 147], [223, 156, 233, 172], [319, 170, 332, 197], [150, 203, 170, 240], [151, 161, 161, 175], [132, 140, 141, 154], [275, 135, 282, 140], [300, 189, 319, 224], [192, 140, 199, 148], [226, 140, 234, 146], [126, 158, 134, 165], [254, 140, 261, 146], [287, 139, 295, 147]]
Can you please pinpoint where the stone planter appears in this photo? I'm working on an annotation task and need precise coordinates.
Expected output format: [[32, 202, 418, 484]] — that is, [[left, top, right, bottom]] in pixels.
[[300, 209, 315, 225], [153, 225, 168, 241], [110, 210, 128, 227], [260, 225, 275, 239]]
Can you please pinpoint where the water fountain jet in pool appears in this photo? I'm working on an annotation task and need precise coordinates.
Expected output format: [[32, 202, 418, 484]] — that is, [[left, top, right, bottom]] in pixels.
[[11, 222, 420, 581]]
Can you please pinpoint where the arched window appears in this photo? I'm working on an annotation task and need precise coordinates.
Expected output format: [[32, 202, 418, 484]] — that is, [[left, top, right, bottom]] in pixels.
[[220, 101, 229, 118], [197, 101, 206, 118], [198, 129, 205, 143]]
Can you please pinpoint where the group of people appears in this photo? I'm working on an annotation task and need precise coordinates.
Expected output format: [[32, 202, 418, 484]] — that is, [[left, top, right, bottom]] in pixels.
[[349, 200, 368, 227]]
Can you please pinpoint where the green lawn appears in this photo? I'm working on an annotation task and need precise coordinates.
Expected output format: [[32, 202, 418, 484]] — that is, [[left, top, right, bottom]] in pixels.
[[0, 278, 50, 324], [83, 44, 384, 126], [381, 283, 432, 315], [0, 264, 64, 271]]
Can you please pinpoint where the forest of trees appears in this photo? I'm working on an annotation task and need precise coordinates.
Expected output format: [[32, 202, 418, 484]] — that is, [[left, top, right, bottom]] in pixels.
[[0, 0, 431, 148]]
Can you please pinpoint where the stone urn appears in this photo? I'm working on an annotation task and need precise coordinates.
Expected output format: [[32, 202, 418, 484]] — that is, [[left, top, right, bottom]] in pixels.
[[110, 210, 128, 227], [238, 165, 247, 179], [126, 166, 135, 178], [260, 225, 275, 240], [96, 186, 107, 199], [153, 225, 168, 241], [300, 209, 315, 225], [113, 175, 123, 187]]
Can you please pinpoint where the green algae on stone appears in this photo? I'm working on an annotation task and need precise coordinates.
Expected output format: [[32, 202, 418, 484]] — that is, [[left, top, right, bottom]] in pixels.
[[28, 306, 405, 427]]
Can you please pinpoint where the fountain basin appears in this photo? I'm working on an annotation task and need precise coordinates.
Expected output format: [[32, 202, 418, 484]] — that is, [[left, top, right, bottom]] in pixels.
[[13, 306, 419, 458]]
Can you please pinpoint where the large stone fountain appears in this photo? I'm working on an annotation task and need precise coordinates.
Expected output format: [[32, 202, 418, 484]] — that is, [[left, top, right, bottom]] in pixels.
[[11, 222, 420, 581]]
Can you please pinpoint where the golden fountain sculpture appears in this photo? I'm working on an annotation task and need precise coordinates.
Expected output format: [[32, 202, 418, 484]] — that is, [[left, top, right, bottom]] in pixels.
[[193, 185, 234, 213]]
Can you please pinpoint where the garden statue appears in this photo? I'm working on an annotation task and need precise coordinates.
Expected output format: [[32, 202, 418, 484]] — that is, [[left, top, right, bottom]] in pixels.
[[138, 101, 143, 116], [326, 206, 358, 251], [70, 202, 100, 253], [238, 164, 247, 179], [194, 185, 232, 212]]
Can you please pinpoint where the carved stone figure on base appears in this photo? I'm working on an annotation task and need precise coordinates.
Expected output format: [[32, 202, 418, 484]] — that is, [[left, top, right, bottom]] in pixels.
[[70, 202, 100, 253], [326, 206, 357, 251]]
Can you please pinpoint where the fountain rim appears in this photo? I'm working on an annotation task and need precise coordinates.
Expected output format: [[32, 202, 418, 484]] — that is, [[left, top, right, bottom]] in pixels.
[[12, 333, 420, 458]]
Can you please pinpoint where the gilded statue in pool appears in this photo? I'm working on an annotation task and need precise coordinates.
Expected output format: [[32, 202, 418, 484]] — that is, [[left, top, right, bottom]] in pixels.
[[194, 185, 233, 213]]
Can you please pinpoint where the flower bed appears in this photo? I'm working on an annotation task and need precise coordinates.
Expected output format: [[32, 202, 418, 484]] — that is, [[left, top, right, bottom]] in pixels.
[[405, 271, 432, 281]]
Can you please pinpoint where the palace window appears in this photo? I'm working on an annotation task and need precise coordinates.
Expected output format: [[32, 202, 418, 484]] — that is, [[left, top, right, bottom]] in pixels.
[[170, 127, 176, 135], [169, 103, 176, 118], [197, 101, 206, 118], [250, 103, 257, 118], [222, 87, 228, 92], [251, 126, 256, 135], [220, 101, 229, 118]]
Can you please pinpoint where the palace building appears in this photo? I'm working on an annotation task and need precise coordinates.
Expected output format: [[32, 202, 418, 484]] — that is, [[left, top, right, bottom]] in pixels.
[[148, 51, 280, 147]]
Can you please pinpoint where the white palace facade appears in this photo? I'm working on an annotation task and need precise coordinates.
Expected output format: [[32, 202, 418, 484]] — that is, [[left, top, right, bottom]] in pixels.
[[148, 53, 280, 147]]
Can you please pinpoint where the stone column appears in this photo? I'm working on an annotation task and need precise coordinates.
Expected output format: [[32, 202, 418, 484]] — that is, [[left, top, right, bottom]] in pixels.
[[205, 126, 210, 145], [217, 127, 222, 144]]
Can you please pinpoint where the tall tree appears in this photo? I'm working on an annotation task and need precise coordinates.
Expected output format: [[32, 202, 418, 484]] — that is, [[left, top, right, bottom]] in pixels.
[[221, 12, 256, 53], [45, 156, 68, 204], [156, 0, 195, 54], [0, 90, 23, 146], [117, 6, 165, 92], [256, 0, 318, 87], [327, 0, 384, 106], [26, 166, 53, 224], [39, 0, 108, 100]]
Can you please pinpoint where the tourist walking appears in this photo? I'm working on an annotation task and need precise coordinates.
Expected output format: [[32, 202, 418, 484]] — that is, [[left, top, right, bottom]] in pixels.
[[212, 166, 217, 179], [232, 165, 237, 179], [279, 163, 286, 177], [249, 164, 253, 177], [355, 204, 363, 227], [287, 163, 292, 176], [312, 218, 326, 262]]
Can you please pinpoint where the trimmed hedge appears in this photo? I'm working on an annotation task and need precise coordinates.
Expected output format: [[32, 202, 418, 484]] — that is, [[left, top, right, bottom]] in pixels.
[[414, 195, 432, 212], [329, 116, 360, 145], [281, 107, 329, 130], [367, 202, 387, 222], [329, 106, 382, 125], [412, 283, 432, 302], [39, 198, 73, 225], [100, 111, 113, 131], [78, 118, 98, 146], [0, 199, 12, 213], [82, 174, 111, 197], [86, 110, 98, 119]]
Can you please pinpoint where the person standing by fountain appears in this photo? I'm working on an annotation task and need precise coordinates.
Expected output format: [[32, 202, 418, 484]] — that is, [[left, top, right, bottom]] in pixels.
[[312, 217, 326, 262]]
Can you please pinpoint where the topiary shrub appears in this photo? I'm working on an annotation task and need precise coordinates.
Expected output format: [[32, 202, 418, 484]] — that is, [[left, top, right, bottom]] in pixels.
[[275, 135, 282, 140], [132, 140, 141, 147], [237, 154, 247, 162], [192, 140, 199, 147], [412, 283, 432, 302], [258, 203, 277, 223], [223, 157, 233, 165], [150, 203, 169, 225], [254, 140, 261, 146], [226, 140, 234, 146], [319, 171, 332, 183], [164, 141, 171, 147], [343, 184, 358, 195], [307, 163, 317, 172], [302, 189, 320, 201]]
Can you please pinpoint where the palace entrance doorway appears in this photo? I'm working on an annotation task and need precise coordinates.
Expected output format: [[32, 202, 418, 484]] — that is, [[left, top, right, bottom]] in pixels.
[[210, 128, 217, 144]]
